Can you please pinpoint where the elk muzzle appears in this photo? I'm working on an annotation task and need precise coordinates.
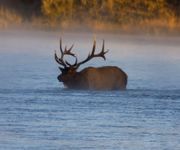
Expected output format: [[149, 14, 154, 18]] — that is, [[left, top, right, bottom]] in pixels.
[[57, 75, 63, 82]]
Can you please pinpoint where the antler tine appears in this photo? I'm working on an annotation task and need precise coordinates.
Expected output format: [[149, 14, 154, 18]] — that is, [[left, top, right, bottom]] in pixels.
[[99, 40, 109, 60], [102, 39, 105, 52], [64, 44, 75, 56], [75, 40, 108, 69], [91, 40, 96, 55], [68, 44, 74, 52], [65, 46, 67, 51], [92, 39, 107, 60], [55, 38, 78, 68], [59, 39, 63, 56], [54, 50, 67, 67], [54, 50, 59, 63]]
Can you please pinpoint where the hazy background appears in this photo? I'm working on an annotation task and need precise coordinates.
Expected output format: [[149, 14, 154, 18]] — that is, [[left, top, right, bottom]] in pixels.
[[0, 0, 180, 34], [1, 30, 180, 90], [1, 1, 180, 149]]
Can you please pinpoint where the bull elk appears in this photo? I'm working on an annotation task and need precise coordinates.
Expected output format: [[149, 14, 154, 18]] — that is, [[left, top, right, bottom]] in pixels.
[[54, 39, 128, 90]]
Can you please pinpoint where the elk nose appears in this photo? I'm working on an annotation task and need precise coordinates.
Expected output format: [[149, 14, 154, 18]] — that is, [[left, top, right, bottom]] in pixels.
[[57, 75, 62, 82]]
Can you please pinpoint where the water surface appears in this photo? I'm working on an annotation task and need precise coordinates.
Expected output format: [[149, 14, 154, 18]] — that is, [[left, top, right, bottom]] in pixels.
[[0, 31, 180, 149]]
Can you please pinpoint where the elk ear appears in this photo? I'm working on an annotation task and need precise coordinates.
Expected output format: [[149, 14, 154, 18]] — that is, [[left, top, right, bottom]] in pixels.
[[58, 67, 64, 72]]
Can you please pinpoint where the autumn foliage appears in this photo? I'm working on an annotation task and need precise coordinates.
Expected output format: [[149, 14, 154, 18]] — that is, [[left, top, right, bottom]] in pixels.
[[0, 0, 180, 33]]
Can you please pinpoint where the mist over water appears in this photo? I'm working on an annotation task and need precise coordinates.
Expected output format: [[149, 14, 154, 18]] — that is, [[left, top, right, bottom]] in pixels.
[[1, 30, 180, 90], [0, 30, 180, 149]]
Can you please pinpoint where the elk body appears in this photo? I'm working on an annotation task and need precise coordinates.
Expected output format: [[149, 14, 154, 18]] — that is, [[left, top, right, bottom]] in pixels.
[[55, 39, 128, 90]]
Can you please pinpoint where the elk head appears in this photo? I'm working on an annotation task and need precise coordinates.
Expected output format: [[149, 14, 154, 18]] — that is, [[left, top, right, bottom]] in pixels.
[[54, 39, 108, 84]]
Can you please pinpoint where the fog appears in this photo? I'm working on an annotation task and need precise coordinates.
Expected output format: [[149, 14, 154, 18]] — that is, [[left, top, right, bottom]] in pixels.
[[0, 30, 180, 90], [0, 30, 180, 150]]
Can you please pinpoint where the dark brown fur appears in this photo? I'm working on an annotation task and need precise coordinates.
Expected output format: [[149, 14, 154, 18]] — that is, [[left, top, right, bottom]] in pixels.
[[58, 66, 127, 90]]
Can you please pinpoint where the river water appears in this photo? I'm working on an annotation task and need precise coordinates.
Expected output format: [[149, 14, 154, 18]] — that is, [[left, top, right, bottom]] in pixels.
[[0, 30, 180, 150]]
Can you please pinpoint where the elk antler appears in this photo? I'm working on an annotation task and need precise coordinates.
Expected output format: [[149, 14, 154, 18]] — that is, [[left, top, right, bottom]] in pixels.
[[75, 40, 108, 69], [54, 39, 77, 68]]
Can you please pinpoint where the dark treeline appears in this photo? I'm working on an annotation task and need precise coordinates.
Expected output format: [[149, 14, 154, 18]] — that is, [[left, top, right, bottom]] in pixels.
[[1, 0, 180, 17], [166, 0, 180, 16], [0, 0, 41, 17], [0, 0, 180, 33]]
